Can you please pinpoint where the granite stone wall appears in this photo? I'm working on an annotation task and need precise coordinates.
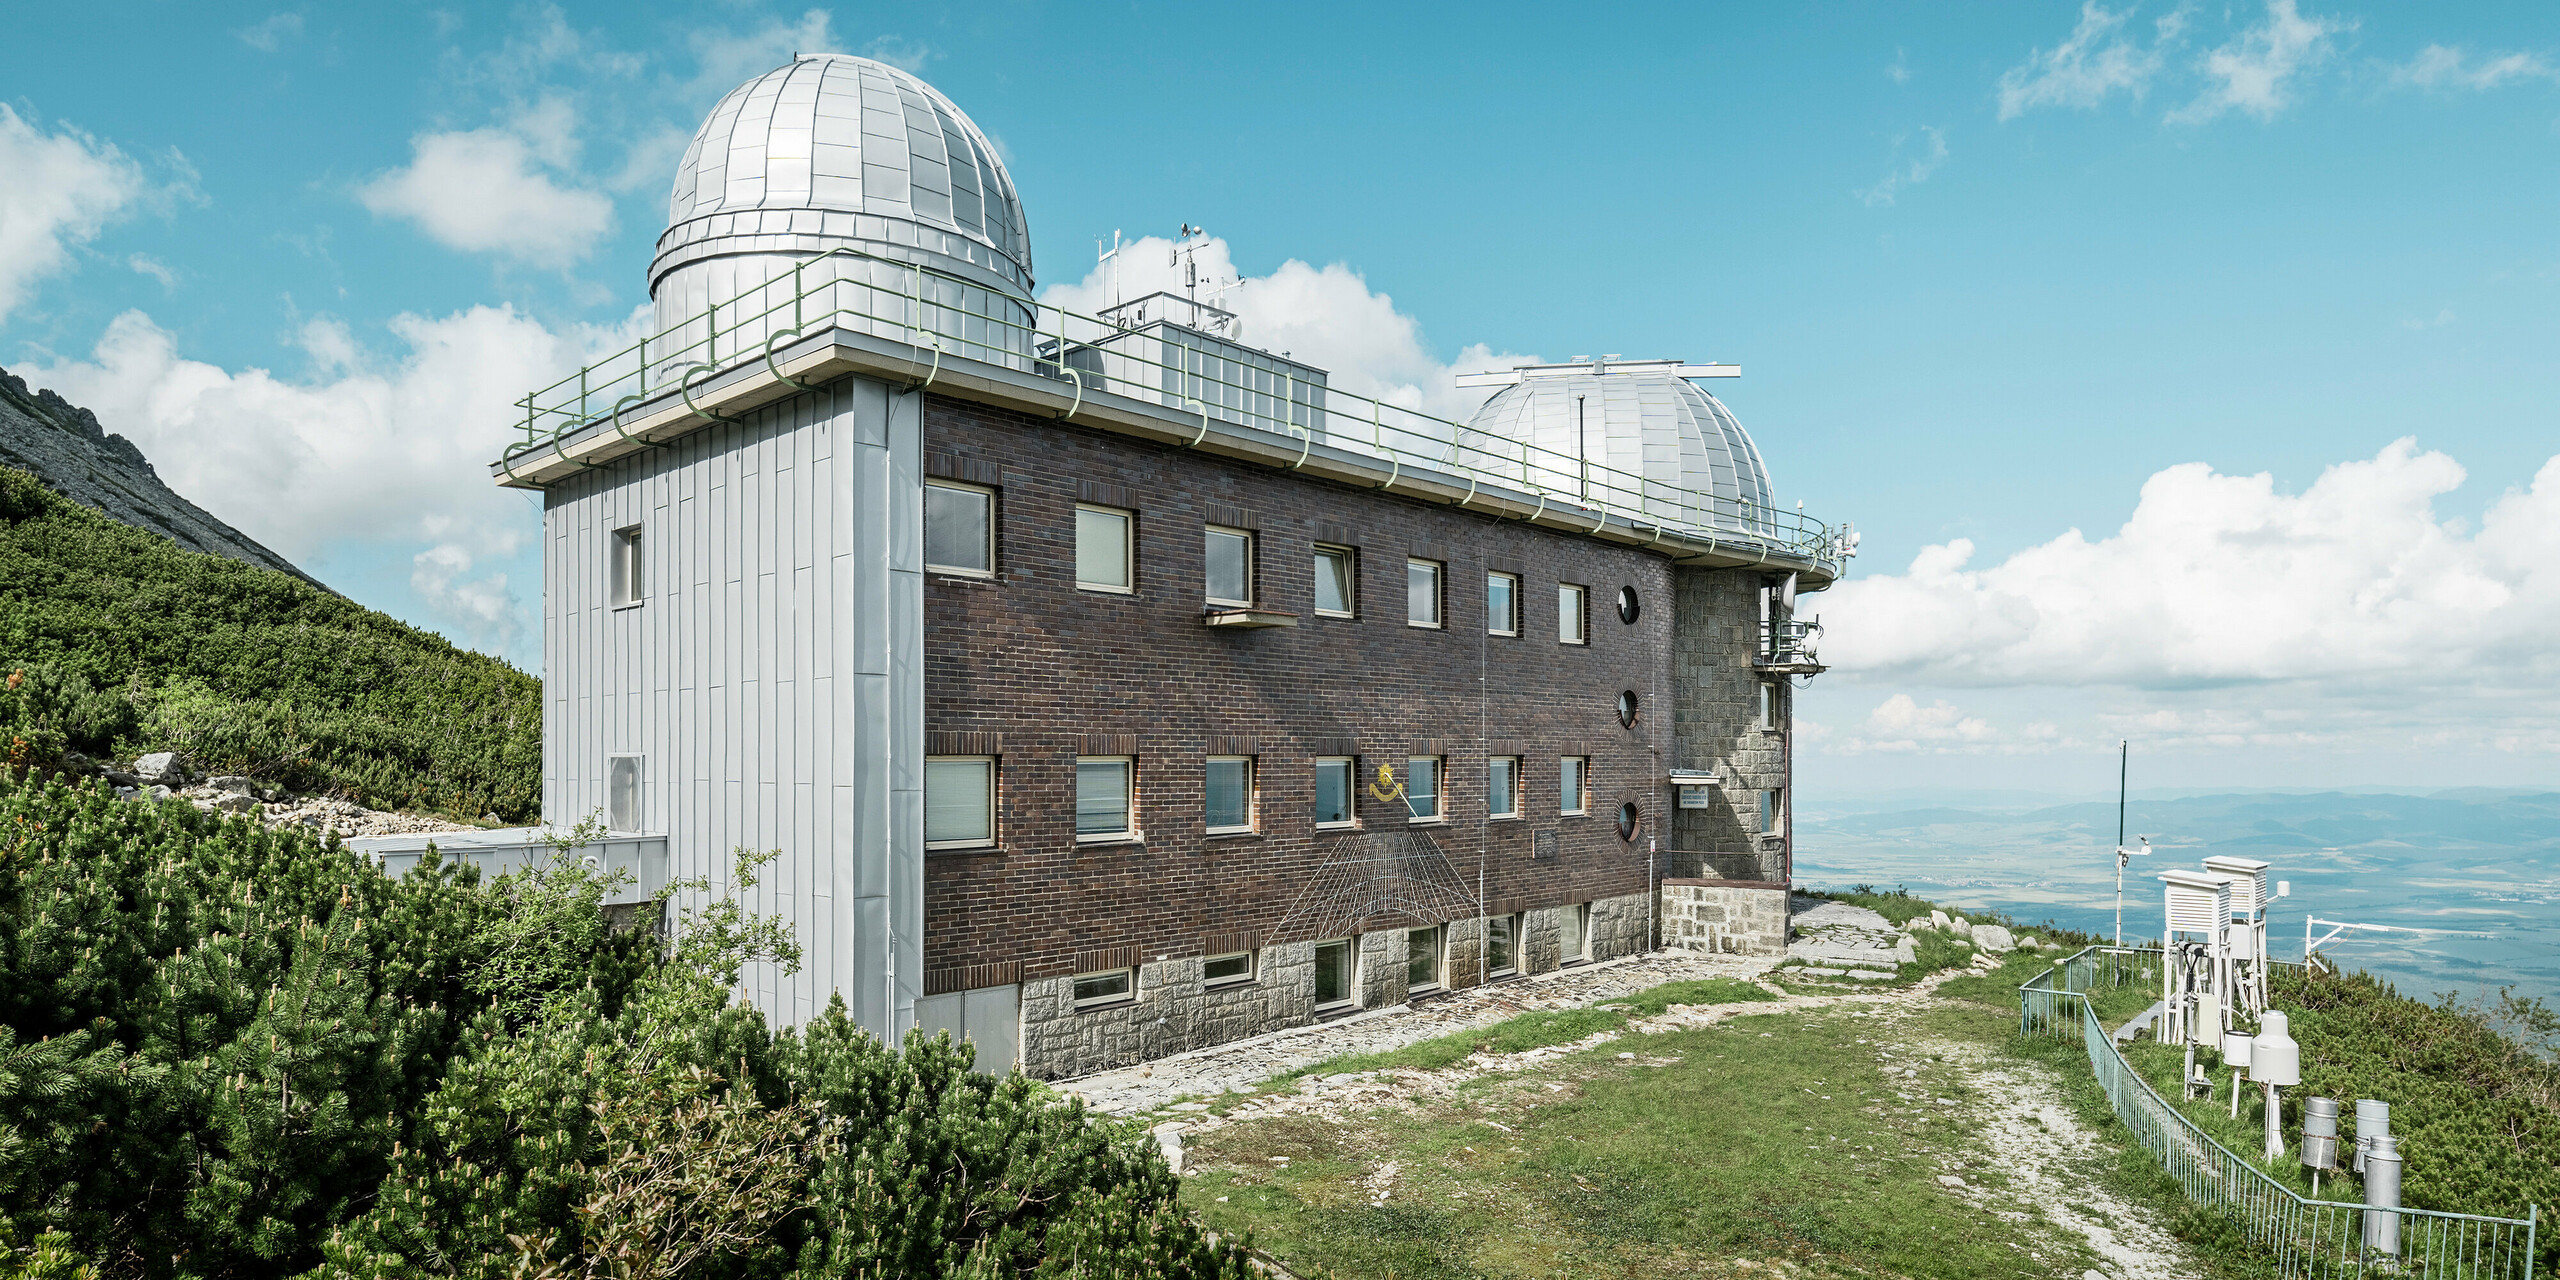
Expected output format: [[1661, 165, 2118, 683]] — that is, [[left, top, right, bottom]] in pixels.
[[1669, 567, 1794, 882], [1659, 880, 1789, 956]]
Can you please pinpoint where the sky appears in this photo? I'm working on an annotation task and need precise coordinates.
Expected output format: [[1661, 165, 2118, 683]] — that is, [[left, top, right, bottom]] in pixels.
[[3, 0, 2557, 800]]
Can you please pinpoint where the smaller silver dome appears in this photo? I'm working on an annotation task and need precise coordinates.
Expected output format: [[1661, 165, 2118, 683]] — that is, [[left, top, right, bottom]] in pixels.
[[1461, 359, 1774, 530]]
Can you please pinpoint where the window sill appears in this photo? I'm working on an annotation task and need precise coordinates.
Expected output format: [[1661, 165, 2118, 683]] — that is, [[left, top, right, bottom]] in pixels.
[[1406, 621, 1444, 630], [1203, 828, 1260, 841], [928, 567, 996, 582], [1076, 584, 1135, 595], [1405, 817, 1448, 828], [1488, 631, 1520, 639], [1560, 811, 1590, 820], [611, 600, 645, 612], [1075, 832, 1144, 847], [926, 842, 1001, 856], [1488, 813, 1521, 822], [1314, 1002, 1361, 1021], [1314, 610, 1356, 621], [1314, 821, 1360, 834]]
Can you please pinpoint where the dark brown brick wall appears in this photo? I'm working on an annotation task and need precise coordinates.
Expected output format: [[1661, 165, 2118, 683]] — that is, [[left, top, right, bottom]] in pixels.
[[921, 395, 1688, 988]]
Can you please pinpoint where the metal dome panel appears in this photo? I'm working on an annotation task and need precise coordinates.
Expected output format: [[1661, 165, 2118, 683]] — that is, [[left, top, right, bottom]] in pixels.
[[1460, 359, 1775, 534]]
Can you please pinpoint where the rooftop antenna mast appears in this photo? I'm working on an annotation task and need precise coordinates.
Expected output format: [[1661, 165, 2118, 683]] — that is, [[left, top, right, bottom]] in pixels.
[[2113, 740, 2148, 948], [1096, 229, 1126, 310]]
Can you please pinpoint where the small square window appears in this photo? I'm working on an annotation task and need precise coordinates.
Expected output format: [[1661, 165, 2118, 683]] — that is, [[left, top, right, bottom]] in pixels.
[[1314, 756, 1357, 828], [1560, 756, 1588, 816], [1076, 756, 1136, 841], [1762, 787, 1786, 836], [925, 756, 995, 848], [1561, 903, 1590, 964], [1488, 756, 1519, 819], [610, 525, 644, 608], [1558, 583, 1587, 644], [1313, 545, 1356, 617], [1487, 571, 1519, 636], [1405, 756, 1441, 821], [1487, 913, 1520, 976], [1314, 937, 1357, 1008], [1076, 504, 1133, 593], [1406, 558, 1442, 628], [1203, 951, 1256, 985], [924, 480, 994, 577], [1073, 968, 1134, 1009], [1204, 525, 1253, 607], [1205, 755, 1255, 833], [1406, 925, 1443, 990], [607, 754, 642, 831]]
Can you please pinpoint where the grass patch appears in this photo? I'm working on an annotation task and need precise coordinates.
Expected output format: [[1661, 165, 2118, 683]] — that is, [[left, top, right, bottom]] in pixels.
[[1606, 977, 1780, 1016], [1285, 1007, 1633, 1078]]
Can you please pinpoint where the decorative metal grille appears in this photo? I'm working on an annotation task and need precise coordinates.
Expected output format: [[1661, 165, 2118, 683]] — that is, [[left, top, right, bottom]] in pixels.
[[1268, 830, 1479, 946]]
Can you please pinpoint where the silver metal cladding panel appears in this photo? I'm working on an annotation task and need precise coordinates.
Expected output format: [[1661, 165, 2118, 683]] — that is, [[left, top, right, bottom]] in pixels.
[[541, 375, 924, 1038], [1462, 366, 1775, 529]]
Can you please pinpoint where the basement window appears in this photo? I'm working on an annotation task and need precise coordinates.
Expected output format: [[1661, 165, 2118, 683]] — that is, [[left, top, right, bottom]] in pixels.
[[610, 525, 644, 608], [1073, 968, 1134, 1010], [1203, 951, 1256, 986], [1407, 925, 1443, 991], [1487, 913, 1520, 976], [1314, 938, 1357, 1009], [1562, 903, 1590, 964]]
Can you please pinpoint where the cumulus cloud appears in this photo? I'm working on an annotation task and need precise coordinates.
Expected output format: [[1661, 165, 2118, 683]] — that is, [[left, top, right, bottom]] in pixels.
[[1996, 3, 2180, 120], [1857, 126, 1948, 207], [1823, 694, 2071, 755], [687, 8, 838, 97], [1039, 235, 1536, 424], [1819, 440, 2560, 692], [357, 100, 615, 267], [2390, 44, 2555, 92], [23, 304, 647, 651], [0, 106, 156, 322], [2168, 0, 2350, 123]]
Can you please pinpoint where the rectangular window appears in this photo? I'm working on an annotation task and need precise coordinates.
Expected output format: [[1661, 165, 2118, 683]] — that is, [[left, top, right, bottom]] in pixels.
[[1313, 756, 1356, 828], [1406, 925, 1443, 990], [1075, 504, 1133, 593], [1404, 756, 1441, 821], [1203, 951, 1256, 985], [1761, 681, 1784, 729], [1204, 755, 1255, 833], [1560, 756, 1588, 815], [1313, 545, 1356, 617], [924, 480, 994, 577], [607, 754, 642, 831], [1073, 968, 1134, 1009], [1487, 913, 1519, 976], [1558, 583, 1587, 644], [610, 525, 644, 607], [1561, 903, 1590, 964], [1314, 938, 1356, 1008], [1487, 571, 1519, 636], [1204, 525, 1253, 606], [1406, 558, 1442, 628], [1762, 787, 1785, 836], [924, 756, 995, 849], [1076, 757, 1135, 841], [1488, 756, 1519, 819]]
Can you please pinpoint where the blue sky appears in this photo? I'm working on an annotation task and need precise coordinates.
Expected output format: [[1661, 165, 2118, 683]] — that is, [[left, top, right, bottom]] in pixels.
[[5, 1, 2558, 796]]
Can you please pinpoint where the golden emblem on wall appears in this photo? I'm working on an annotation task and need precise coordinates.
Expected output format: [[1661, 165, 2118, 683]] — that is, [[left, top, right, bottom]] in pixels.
[[1366, 762, 1407, 804]]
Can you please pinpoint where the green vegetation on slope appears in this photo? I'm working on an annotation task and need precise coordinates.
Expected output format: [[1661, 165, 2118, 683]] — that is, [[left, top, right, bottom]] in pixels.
[[0, 467, 538, 819], [0, 771, 1244, 1280]]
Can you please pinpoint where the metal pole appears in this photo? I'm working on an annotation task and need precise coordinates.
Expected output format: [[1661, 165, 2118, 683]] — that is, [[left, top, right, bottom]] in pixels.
[[2114, 740, 2129, 950], [1478, 856, 1487, 989], [1648, 837, 1657, 951], [1576, 394, 1588, 500]]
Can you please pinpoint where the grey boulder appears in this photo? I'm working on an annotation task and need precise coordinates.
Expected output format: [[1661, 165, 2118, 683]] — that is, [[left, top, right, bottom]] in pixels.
[[134, 752, 182, 783]]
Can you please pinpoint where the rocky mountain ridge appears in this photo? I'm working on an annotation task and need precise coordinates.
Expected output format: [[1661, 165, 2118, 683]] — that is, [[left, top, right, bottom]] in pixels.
[[0, 363, 317, 584]]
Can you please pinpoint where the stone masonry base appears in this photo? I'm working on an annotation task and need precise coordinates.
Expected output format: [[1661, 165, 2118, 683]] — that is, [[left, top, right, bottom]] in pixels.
[[1658, 878, 1789, 956]]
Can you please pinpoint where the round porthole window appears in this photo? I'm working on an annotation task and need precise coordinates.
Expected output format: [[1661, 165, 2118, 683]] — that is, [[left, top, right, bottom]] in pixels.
[[1616, 801, 1641, 842], [1616, 689, 1640, 728], [1617, 586, 1641, 625]]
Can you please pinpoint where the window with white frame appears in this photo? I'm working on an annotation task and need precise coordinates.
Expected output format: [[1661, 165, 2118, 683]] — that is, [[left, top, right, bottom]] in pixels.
[[1313, 938, 1357, 1008], [1314, 756, 1357, 828], [610, 525, 644, 608], [607, 755, 642, 831], [1561, 902, 1590, 964], [1762, 787, 1786, 836], [924, 756, 995, 849], [1204, 525, 1253, 607], [1204, 755, 1255, 833], [924, 480, 994, 577], [1073, 968, 1134, 1009], [1406, 925, 1443, 990], [1404, 756, 1441, 821], [1487, 912, 1521, 975], [1203, 951, 1256, 985], [1560, 756, 1588, 815], [1558, 583, 1587, 643], [1313, 545, 1356, 617], [1761, 681, 1784, 729], [1488, 756, 1519, 819], [1076, 756, 1136, 841], [1406, 558, 1442, 628], [1076, 504, 1133, 592], [1486, 571, 1519, 636]]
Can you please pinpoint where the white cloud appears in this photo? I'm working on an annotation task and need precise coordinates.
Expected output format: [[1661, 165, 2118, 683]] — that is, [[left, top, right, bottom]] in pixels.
[[1996, 3, 2178, 120], [858, 36, 933, 75], [1822, 694, 2069, 755], [412, 543, 521, 653], [236, 12, 303, 52], [1038, 235, 1537, 424], [1887, 48, 1911, 85], [128, 253, 176, 290], [0, 106, 154, 322], [2168, 0, 2350, 123], [23, 304, 647, 651], [687, 9, 838, 98], [1857, 126, 1948, 207], [1818, 440, 2560, 696], [2391, 44, 2554, 92], [357, 103, 614, 267]]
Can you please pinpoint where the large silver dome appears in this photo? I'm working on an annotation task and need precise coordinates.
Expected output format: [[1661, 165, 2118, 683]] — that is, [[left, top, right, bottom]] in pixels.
[[1461, 359, 1774, 530], [649, 56, 1035, 371]]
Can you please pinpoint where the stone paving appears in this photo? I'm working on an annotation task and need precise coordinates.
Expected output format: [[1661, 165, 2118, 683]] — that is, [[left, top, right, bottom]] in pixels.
[[1783, 895, 1917, 978], [1058, 948, 1771, 1116]]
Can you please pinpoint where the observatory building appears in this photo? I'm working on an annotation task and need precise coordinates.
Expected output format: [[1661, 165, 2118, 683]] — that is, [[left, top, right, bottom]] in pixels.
[[479, 55, 1850, 1076]]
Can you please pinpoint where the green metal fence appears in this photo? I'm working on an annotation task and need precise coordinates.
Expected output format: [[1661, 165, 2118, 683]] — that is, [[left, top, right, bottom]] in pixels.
[[492, 246, 1847, 574], [2020, 947, 2540, 1278]]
